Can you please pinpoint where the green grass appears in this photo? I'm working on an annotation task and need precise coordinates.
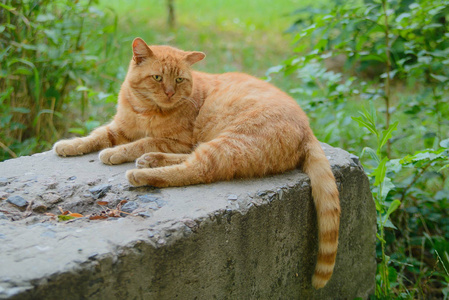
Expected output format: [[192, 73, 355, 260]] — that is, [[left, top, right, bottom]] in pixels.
[[94, 0, 325, 86]]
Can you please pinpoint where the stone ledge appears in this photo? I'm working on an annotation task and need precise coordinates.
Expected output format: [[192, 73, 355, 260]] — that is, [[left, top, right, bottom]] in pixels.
[[0, 144, 376, 299]]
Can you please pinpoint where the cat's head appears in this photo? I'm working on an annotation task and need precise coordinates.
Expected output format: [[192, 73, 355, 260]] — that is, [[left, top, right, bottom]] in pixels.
[[126, 37, 205, 109]]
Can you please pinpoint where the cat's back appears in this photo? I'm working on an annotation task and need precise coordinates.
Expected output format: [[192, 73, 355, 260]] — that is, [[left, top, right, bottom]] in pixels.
[[193, 71, 309, 143]]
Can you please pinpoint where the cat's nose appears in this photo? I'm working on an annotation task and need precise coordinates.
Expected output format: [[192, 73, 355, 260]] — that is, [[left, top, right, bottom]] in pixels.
[[165, 88, 175, 98]]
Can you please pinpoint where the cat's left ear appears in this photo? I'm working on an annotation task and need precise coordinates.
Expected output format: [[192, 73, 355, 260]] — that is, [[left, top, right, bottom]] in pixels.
[[132, 37, 154, 64], [185, 51, 206, 65]]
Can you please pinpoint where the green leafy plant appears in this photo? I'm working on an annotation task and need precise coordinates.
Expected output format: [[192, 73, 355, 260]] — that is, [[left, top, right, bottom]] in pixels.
[[276, 0, 449, 297], [0, 0, 118, 160]]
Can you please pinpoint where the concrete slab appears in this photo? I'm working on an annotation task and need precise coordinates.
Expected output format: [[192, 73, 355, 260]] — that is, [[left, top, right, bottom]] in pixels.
[[0, 144, 376, 299]]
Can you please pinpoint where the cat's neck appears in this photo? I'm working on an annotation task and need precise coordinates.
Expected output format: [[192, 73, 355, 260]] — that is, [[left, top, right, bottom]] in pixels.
[[190, 71, 216, 108]]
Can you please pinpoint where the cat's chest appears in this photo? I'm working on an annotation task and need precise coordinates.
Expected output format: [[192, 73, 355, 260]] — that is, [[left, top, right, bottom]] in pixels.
[[135, 113, 193, 141]]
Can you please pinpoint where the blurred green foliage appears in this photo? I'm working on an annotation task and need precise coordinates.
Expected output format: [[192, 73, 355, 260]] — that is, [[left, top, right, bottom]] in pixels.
[[0, 0, 118, 159], [269, 0, 449, 297]]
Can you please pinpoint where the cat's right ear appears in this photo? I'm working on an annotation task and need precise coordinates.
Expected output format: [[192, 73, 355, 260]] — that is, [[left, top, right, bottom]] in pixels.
[[132, 38, 154, 65]]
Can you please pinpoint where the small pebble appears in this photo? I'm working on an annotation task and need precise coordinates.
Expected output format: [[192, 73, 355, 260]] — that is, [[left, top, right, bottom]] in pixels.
[[0, 178, 8, 187], [32, 204, 48, 213], [227, 194, 238, 201], [45, 181, 58, 190], [121, 201, 139, 213], [89, 184, 112, 199], [138, 194, 167, 208], [67, 176, 77, 181], [0, 212, 8, 220], [138, 195, 160, 203], [6, 195, 28, 208], [40, 192, 62, 205], [87, 179, 101, 186], [137, 212, 152, 218]]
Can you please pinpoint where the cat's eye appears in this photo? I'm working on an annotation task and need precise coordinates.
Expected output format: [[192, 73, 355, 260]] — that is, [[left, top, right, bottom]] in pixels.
[[153, 75, 162, 82], [176, 78, 184, 83]]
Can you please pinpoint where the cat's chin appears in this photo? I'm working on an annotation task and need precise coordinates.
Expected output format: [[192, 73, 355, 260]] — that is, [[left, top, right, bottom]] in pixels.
[[151, 97, 182, 110]]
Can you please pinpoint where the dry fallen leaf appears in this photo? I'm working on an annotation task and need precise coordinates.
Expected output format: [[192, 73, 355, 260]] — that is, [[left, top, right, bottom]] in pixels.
[[89, 215, 108, 220], [68, 213, 83, 218]]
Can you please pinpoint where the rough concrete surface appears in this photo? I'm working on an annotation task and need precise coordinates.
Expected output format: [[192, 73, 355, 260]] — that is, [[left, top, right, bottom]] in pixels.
[[0, 144, 376, 299]]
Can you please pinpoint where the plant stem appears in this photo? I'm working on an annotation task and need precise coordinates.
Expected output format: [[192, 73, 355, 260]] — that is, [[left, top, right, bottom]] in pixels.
[[167, 0, 176, 28], [0, 140, 17, 158], [432, 86, 441, 144], [379, 221, 389, 296], [382, 0, 392, 158]]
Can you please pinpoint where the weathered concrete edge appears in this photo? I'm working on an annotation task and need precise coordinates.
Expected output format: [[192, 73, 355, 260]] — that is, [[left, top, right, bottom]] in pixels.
[[0, 145, 377, 299]]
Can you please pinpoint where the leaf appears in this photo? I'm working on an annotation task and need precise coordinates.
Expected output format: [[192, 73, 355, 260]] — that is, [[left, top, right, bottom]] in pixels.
[[430, 74, 449, 83], [388, 266, 398, 283], [361, 147, 380, 164], [0, 3, 16, 11], [384, 199, 401, 225], [412, 152, 431, 161], [372, 157, 388, 187], [11, 107, 30, 114], [387, 159, 402, 173], [359, 54, 386, 63], [380, 121, 398, 150], [68, 128, 86, 135], [76, 86, 90, 92], [383, 218, 397, 230], [89, 215, 108, 220], [58, 215, 75, 221], [36, 13, 56, 22], [380, 70, 398, 79], [438, 164, 449, 172], [352, 116, 378, 137], [380, 177, 395, 202], [440, 139, 449, 148], [97, 201, 109, 206], [395, 12, 411, 23], [68, 213, 83, 218]]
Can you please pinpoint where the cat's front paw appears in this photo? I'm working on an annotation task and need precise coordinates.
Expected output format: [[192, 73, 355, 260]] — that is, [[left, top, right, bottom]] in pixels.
[[53, 139, 89, 157], [99, 148, 128, 165]]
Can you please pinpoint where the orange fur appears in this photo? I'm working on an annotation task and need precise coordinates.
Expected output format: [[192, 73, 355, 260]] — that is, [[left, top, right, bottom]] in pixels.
[[53, 37, 340, 289]]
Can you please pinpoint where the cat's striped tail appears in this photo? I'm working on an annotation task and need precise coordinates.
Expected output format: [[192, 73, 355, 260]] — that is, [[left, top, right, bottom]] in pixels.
[[302, 138, 341, 289]]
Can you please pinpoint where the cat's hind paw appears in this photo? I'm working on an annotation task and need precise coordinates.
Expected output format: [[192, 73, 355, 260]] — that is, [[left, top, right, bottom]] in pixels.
[[99, 148, 128, 165], [126, 169, 169, 187], [136, 153, 166, 169], [136, 152, 190, 169]]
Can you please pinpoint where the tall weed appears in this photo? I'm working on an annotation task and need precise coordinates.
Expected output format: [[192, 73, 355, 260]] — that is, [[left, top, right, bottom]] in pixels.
[[0, 0, 118, 160]]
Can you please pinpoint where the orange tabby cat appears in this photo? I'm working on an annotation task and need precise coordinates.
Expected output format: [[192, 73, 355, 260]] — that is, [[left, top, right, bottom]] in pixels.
[[53, 38, 340, 289]]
